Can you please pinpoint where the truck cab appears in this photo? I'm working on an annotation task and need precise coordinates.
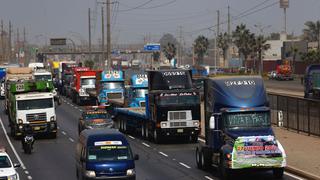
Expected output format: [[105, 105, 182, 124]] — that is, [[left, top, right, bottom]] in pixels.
[[196, 76, 286, 179], [97, 70, 124, 106], [127, 74, 148, 107], [76, 129, 138, 180], [304, 64, 320, 98]]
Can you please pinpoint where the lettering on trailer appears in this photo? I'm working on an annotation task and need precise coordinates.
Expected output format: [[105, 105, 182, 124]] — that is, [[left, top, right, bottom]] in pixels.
[[160, 92, 196, 97], [15, 84, 25, 92], [135, 74, 147, 85], [162, 71, 186, 77], [74, 67, 90, 72], [94, 141, 122, 146], [225, 80, 256, 87]]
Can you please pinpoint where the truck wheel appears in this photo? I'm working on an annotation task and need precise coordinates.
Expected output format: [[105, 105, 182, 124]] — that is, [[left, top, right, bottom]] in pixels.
[[273, 168, 284, 179], [141, 123, 145, 138], [190, 135, 198, 143], [145, 124, 150, 140], [201, 147, 212, 170], [196, 147, 203, 169], [153, 129, 161, 144], [123, 119, 127, 132], [219, 154, 231, 180]]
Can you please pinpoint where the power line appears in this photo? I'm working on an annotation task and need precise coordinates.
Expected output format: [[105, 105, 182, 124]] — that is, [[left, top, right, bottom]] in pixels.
[[118, 0, 153, 12], [138, 0, 177, 9]]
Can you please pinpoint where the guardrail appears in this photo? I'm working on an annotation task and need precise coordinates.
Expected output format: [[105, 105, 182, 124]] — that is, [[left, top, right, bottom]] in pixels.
[[268, 92, 320, 137]]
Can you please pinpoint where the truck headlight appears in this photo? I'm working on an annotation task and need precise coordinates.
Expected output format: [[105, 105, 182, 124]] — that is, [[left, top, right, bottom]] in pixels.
[[18, 119, 23, 124], [8, 173, 18, 180], [161, 122, 167, 128], [193, 121, 199, 127], [50, 116, 56, 121], [85, 170, 96, 178], [126, 169, 135, 176]]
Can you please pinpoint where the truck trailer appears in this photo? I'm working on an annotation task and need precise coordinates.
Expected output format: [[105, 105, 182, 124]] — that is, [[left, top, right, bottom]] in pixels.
[[304, 64, 320, 99], [113, 69, 201, 143], [195, 76, 286, 179]]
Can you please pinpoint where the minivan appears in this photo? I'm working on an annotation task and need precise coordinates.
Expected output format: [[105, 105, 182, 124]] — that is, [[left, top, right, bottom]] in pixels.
[[76, 129, 138, 180]]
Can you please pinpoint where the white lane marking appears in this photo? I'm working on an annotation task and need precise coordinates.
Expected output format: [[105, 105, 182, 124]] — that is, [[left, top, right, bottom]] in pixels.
[[66, 102, 70, 104], [70, 104, 74, 107], [61, 131, 67, 135], [179, 162, 191, 169], [172, 158, 176, 161], [204, 176, 215, 180], [0, 117, 27, 169], [284, 172, 305, 180], [79, 109, 83, 112], [57, 126, 60, 130], [27, 175, 32, 180], [24, 170, 29, 174], [142, 142, 150, 148], [198, 138, 205, 143], [128, 135, 135, 139], [69, 138, 74, 142], [159, 152, 168, 157], [74, 107, 78, 109]]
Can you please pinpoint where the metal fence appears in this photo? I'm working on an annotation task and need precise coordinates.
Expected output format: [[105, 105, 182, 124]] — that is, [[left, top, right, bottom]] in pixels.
[[268, 92, 320, 137]]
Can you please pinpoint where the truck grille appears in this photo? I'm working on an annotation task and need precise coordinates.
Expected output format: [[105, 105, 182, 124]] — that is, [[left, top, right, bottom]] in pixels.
[[26, 113, 47, 122], [0, 177, 7, 180], [170, 121, 187, 127], [169, 111, 187, 120], [107, 93, 122, 99]]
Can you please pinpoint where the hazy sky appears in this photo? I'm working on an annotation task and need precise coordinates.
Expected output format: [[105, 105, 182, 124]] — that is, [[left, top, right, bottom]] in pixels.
[[1, 0, 320, 46]]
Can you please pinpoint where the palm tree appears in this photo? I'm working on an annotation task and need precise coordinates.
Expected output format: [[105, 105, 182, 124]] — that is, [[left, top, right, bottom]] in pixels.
[[217, 32, 229, 67], [253, 35, 270, 75], [289, 45, 299, 74], [162, 43, 176, 61], [233, 24, 255, 69], [194, 35, 209, 66], [303, 21, 320, 45]]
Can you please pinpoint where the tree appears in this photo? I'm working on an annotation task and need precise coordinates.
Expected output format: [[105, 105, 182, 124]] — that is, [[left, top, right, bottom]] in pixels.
[[84, 60, 94, 69], [162, 43, 176, 61], [300, 50, 320, 64], [194, 35, 209, 66], [302, 21, 320, 43], [159, 33, 179, 49], [289, 45, 299, 73], [217, 32, 229, 67], [252, 35, 270, 74], [233, 24, 255, 69]]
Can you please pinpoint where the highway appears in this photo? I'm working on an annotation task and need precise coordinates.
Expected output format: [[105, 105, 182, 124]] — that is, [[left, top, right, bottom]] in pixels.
[[0, 97, 305, 180]]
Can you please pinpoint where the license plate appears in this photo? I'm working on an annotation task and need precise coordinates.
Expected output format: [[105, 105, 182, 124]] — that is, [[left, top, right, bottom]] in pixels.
[[177, 129, 184, 133], [33, 127, 40, 131]]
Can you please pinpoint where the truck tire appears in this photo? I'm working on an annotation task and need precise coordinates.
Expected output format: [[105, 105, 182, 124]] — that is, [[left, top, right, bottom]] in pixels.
[[196, 147, 203, 169], [273, 168, 284, 179], [201, 147, 212, 170], [190, 135, 198, 143], [219, 153, 231, 180], [153, 129, 162, 144], [141, 123, 145, 138]]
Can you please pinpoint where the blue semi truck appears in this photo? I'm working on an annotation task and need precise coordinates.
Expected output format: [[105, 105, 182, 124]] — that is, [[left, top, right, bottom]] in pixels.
[[0, 67, 6, 97], [113, 69, 201, 143], [126, 74, 148, 107], [304, 64, 320, 99], [90, 70, 125, 106], [196, 76, 286, 179]]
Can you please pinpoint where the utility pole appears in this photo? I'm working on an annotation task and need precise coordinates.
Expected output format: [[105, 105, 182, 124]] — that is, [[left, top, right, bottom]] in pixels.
[[216, 11, 220, 67], [178, 26, 182, 66], [88, 8, 92, 61], [23, 27, 26, 66], [106, 0, 112, 70], [8, 21, 12, 61], [101, 6, 105, 67], [217, 10, 220, 36], [17, 28, 19, 63], [1, 20, 3, 61], [226, 5, 231, 68]]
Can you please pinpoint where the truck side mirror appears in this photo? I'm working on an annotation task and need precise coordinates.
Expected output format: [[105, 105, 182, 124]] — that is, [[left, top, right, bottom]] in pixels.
[[278, 110, 284, 127], [209, 116, 215, 129]]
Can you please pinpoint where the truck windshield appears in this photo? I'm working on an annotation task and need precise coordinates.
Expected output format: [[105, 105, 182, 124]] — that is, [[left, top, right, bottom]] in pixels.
[[87, 145, 133, 162], [81, 78, 96, 86], [0, 156, 11, 168], [35, 75, 52, 81], [224, 111, 271, 128], [17, 98, 54, 110], [134, 89, 148, 98], [158, 95, 199, 105], [102, 82, 124, 89]]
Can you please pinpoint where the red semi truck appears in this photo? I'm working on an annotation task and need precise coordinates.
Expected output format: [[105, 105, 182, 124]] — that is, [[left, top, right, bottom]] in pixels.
[[70, 67, 98, 105]]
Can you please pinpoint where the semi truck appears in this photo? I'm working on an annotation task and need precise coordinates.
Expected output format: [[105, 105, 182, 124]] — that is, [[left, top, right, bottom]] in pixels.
[[90, 70, 125, 106], [195, 76, 286, 179], [126, 74, 148, 107], [113, 69, 201, 143], [59, 62, 78, 96], [6, 69, 58, 138], [275, 59, 293, 80], [0, 67, 6, 97], [71, 67, 97, 105], [304, 64, 320, 99]]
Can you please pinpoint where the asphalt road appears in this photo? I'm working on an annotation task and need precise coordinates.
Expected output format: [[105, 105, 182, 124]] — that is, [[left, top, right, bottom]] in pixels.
[[264, 78, 304, 93], [0, 97, 303, 180]]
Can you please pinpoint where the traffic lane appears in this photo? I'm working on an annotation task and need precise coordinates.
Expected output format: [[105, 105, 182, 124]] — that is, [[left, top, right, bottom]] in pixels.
[[127, 136, 206, 180], [264, 78, 303, 92], [0, 103, 77, 180], [0, 115, 29, 180]]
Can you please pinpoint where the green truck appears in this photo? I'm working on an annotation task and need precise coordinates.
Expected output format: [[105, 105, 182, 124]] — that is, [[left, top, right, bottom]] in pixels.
[[7, 79, 58, 138]]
